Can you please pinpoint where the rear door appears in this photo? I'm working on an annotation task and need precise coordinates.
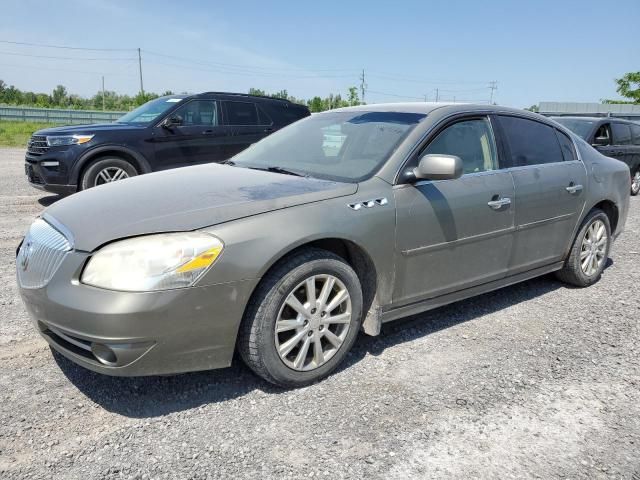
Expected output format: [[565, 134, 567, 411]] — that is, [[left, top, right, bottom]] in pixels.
[[630, 124, 640, 178], [496, 115, 587, 274], [152, 99, 231, 169], [609, 122, 634, 169], [223, 101, 273, 157]]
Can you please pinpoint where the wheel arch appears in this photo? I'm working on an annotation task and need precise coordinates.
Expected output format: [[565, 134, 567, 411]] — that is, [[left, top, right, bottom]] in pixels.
[[71, 146, 152, 186], [246, 237, 383, 337]]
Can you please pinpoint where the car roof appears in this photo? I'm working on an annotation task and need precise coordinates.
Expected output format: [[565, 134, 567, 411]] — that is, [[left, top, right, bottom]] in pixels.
[[329, 102, 543, 118], [193, 91, 301, 105], [551, 116, 639, 124]]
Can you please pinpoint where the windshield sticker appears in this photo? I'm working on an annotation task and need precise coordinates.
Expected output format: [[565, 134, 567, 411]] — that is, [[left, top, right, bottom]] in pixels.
[[166, 98, 182, 103]]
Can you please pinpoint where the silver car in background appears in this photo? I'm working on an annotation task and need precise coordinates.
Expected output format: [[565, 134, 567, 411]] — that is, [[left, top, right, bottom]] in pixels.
[[16, 103, 630, 387]]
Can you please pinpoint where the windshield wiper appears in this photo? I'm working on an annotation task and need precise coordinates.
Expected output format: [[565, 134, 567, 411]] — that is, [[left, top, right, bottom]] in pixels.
[[222, 160, 236, 166], [249, 166, 308, 177]]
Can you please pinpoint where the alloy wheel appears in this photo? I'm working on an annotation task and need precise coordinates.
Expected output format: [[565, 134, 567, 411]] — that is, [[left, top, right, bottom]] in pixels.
[[632, 171, 640, 195], [580, 219, 608, 276], [94, 167, 130, 186], [274, 274, 352, 371]]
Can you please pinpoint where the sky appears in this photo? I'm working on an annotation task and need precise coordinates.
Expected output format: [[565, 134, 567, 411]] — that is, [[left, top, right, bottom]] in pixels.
[[0, 0, 638, 108]]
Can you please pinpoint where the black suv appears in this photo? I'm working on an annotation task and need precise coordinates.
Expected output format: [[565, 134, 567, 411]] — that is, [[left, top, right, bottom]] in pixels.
[[25, 92, 310, 194], [552, 116, 640, 195]]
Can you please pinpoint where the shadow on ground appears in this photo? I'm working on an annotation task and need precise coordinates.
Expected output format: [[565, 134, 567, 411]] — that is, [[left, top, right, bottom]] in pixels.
[[38, 195, 64, 207], [54, 264, 612, 418]]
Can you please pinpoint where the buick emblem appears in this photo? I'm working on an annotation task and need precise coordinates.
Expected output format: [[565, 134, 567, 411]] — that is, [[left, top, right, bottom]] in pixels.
[[20, 240, 33, 271]]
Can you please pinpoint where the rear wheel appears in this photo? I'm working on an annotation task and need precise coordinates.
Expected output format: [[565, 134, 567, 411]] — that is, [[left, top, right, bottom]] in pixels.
[[631, 169, 640, 196], [556, 209, 611, 287], [238, 249, 363, 388], [80, 157, 137, 190]]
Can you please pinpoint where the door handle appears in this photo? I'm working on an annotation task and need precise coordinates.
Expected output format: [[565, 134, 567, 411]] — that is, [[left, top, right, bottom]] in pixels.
[[487, 197, 511, 210], [566, 184, 583, 194], [263, 127, 274, 133]]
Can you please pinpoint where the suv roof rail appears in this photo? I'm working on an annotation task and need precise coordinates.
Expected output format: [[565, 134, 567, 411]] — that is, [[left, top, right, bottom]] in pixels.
[[198, 91, 295, 103]]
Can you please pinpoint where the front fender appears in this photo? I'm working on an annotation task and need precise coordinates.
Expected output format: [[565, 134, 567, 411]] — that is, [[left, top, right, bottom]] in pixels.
[[70, 145, 152, 184]]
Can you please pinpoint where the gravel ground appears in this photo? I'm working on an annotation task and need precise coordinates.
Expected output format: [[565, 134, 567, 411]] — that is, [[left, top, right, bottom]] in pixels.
[[1, 147, 639, 479]]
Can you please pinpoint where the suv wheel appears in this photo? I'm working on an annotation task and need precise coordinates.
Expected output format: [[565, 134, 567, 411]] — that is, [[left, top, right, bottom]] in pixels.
[[238, 248, 363, 388], [556, 208, 611, 287], [631, 169, 640, 196], [80, 157, 137, 190]]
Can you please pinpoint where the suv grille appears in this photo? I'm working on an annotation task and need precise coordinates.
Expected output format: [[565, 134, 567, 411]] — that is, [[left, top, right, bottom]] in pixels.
[[17, 219, 72, 289], [27, 135, 49, 156]]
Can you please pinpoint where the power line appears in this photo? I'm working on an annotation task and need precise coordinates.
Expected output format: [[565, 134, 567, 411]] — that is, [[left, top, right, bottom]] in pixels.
[[143, 49, 357, 74], [0, 39, 135, 52], [0, 51, 136, 61], [367, 72, 491, 85], [0, 62, 136, 77]]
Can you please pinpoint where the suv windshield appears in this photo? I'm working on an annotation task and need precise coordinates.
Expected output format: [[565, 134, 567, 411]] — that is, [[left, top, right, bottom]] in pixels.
[[232, 111, 425, 182], [117, 96, 186, 125], [552, 117, 595, 140]]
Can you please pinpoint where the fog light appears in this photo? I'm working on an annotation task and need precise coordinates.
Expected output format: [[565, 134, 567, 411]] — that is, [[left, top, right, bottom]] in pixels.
[[91, 343, 118, 366]]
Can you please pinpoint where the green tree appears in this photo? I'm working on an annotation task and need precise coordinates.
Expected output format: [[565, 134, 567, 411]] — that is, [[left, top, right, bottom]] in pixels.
[[347, 86, 359, 106], [51, 85, 68, 106], [614, 72, 640, 103], [525, 104, 539, 113]]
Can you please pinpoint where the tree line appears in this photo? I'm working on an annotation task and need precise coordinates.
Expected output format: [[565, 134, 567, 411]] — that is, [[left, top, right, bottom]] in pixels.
[[0, 79, 361, 113]]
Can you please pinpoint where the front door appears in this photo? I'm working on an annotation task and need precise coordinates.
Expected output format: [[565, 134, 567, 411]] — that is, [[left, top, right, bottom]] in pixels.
[[496, 115, 587, 274], [153, 99, 231, 169], [393, 117, 515, 305]]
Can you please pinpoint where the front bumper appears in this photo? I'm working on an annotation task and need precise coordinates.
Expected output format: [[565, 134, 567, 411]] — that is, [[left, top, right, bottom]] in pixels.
[[25, 151, 77, 195], [18, 251, 259, 376]]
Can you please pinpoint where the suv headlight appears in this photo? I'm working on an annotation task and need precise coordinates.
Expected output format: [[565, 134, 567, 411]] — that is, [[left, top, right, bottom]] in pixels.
[[81, 232, 223, 292], [46, 134, 94, 147]]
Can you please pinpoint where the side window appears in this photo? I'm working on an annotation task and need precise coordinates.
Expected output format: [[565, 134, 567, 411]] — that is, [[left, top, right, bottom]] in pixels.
[[611, 123, 632, 145], [631, 124, 640, 146], [256, 105, 273, 126], [225, 101, 259, 126], [422, 118, 498, 174], [594, 124, 611, 145], [498, 116, 564, 166], [556, 130, 577, 161], [172, 100, 218, 126]]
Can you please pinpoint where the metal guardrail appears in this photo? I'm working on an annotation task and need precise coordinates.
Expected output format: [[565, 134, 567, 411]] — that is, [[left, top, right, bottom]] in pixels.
[[0, 105, 126, 124]]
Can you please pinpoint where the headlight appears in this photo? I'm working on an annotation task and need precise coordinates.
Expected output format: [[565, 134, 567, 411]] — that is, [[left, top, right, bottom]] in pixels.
[[81, 232, 223, 292], [46, 134, 94, 147]]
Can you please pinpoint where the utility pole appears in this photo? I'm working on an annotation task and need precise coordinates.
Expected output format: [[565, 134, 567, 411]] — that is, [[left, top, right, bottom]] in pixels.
[[423, 94, 428, 102], [435, 88, 439, 102], [489, 81, 498, 104], [137, 48, 145, 99], [101, 76, 105, 111], [359, 69, 367, 104]]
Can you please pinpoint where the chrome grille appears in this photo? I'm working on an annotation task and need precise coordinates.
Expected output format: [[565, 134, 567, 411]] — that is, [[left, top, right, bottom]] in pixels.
[[17, 219, 72, 289], [27, 135, 49, 156]]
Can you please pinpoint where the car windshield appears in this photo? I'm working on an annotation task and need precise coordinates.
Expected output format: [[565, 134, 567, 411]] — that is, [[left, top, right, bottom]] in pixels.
[[232, 111, 425, 182], [117, 96, 186, 125], [552, 118, 595, 140]]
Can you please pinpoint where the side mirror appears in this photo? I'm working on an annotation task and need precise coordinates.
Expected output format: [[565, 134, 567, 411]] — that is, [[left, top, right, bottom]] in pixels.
[[592, 136, 610, 147], [162, 115, 183, 128], [413, 154, 463, 181]]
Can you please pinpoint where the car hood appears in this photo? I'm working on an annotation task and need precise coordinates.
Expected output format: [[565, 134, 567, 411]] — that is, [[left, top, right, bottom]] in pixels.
[[44, 164, 358, 251], [36, 123, 144, 135]]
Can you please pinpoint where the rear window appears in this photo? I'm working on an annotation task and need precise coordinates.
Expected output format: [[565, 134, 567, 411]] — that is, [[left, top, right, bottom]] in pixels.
[[611, 123, 632, 145], [225, 101, 258, 126], [632, 124, 640, 146], [498, 116, 564, 166]]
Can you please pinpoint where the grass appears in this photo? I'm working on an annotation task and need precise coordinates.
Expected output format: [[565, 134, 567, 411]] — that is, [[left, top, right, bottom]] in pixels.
[[0, 120, 64, 147]]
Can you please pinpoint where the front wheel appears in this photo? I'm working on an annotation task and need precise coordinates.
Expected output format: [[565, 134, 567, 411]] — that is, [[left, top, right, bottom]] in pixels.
[[556, 209, 611, 287], [80, 157, 137, 190], [631, 169, 640, 196], [237, 249, 363, 388]]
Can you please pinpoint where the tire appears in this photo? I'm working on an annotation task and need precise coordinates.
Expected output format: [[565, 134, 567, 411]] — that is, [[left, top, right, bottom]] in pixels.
[[555, 208, 611, 287], [79, 157, 137, 190], [631, 169, 640, 196], [237, 248, 363, 388]]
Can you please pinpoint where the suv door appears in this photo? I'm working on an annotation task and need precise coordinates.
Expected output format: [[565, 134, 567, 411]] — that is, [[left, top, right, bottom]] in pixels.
[[393, 116, 515, 305], [152, 99, 231, 169], [609, 122, 634, 169], [496, 115, 587, 274], [223, 101, 273, 157], [630, 124, 640, 194]]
